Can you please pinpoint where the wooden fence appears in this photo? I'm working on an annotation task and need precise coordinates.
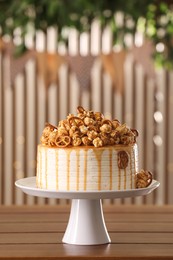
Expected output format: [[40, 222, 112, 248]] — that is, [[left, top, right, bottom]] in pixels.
[[0, 23, 173, 205]]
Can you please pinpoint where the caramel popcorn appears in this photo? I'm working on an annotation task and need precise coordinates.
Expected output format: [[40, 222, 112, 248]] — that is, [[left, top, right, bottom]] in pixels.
[[112, 119, 120, 129], [69, 126, 80, 137], [48, 131, 58, 146], [57, 127, 68, 136], [72, 136, 82, 146], [79, 125, 88, 134], [84, 117, 95, 126], [93, 137, 103, 147], [100, 124, 112, 134], [94, 112, 103, 121], [82, 136, 92, 146], [87, 130, 98, 140], [40, 106, 138, 148]]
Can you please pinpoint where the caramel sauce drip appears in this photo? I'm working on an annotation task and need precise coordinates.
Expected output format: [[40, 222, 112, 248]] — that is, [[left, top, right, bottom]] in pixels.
[[66, 150, 71, 191], [93, 149, 104, 190], [84, 149, 87, 190], [124, 168, 126, 190], [118, 168, 121, 190], [76, 150, 80, 191], [109, 148, 113, 190]]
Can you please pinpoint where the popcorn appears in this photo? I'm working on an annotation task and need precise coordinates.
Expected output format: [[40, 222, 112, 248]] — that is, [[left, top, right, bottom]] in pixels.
[[100, 124, 112, 133], [48, 131, 58, 146], [93, 137, 103, 147], [69, 126, 80, 137], [84, 117, 95, 126], [40, 106, 139, 148], [94, 112, 103, 121], [82, 136, 92, 146], [99, 132, 110, 145], [87, 130, 98, 140], [112, 119, 120, 129], [79, 125, 88, 134], [72, 136, 82, 146], [57, 127, 68, 136]]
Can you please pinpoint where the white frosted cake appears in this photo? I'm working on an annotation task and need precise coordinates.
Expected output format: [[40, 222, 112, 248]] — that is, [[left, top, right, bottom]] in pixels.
[[36, 106, 152, 191], [36, 144, 138, 191]]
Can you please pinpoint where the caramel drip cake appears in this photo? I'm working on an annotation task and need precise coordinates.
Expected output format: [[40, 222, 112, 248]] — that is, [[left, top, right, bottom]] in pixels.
[[36, 106, 152, 191]]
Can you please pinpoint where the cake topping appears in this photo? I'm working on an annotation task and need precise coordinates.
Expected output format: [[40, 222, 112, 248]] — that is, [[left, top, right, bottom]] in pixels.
[[40, 106, 138, 148], [117, 151, 129, 169], [136, 170, 153, 188]]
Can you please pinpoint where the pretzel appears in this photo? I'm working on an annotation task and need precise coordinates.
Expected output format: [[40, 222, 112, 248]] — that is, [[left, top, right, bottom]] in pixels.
[[112, 119, 120, 129], [102, 119, 113, 127], [77, 106, 86, 114], [136, 170, 153, 188], [68, 116, 84, 127], [131, 128, 139, 137], [55, 136, 71, 148], [45, 122, 58, 130], [117, 151, 129, 169]]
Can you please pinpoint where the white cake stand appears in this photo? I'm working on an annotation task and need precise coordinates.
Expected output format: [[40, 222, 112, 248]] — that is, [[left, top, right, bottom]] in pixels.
[[15, 177, 160, 245]]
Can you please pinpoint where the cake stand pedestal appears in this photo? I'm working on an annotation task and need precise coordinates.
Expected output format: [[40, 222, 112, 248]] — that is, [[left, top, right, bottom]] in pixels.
[[62, 199, 110, 245], [15, 177, 160, 245]]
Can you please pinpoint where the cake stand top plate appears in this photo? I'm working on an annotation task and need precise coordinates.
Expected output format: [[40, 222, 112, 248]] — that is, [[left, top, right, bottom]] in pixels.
[[15, 177, 160, 200]]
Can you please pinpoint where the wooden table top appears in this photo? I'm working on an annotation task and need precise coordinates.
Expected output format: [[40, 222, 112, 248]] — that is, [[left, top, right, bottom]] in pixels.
[[0, 204, 173, 259]]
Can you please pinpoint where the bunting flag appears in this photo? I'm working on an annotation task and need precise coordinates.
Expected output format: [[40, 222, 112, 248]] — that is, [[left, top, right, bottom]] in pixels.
[[131, 41, 155, 79], [66, 55, 95, 90], [37, 52, 65, 87], [0, 39, 35, 84], [0, 37, 156, 92], [0, 38, 5, 50], [10, 50, 35, 83], [101, 50, 126, 93]]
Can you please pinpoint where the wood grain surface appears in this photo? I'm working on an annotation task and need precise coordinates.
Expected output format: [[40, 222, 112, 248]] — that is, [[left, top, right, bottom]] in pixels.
[[0, 205, 173, 259]]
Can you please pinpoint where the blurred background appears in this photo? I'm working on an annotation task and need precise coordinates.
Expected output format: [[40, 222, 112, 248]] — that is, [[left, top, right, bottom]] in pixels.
[[0, 0, 173, 206]]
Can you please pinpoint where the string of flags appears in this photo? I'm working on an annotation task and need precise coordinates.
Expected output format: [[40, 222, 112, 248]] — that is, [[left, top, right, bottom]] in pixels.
[[0, 38, 155, 92]]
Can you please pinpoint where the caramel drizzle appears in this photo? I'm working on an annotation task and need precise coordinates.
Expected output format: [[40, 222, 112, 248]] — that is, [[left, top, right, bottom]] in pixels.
[[124, 168, 126, 190], [55, 150, 59, 190], [118, 168, 121, 190], [76, 150, 80, 191], [93, 149, 104, 190], [84, 149, 87, 190], [66, 150, 71, 191], [109, 149, 113, 190]]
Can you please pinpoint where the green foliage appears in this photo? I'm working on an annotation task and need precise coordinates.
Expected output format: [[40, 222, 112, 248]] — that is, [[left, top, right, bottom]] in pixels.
[[0, 0, 173, 68]]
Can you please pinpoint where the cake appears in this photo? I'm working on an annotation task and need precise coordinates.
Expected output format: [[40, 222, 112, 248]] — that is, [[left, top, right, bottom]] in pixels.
[[36, 106, 152, 191]]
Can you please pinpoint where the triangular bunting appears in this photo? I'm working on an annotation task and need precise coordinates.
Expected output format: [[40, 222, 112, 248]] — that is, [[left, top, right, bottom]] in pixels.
[[1, 39, 35, 84], [47, 53, 65, 85], [0, 38, 5, 50], [101, 50, 126, 93], [10, 50, 35, 83], [131, 41, 155, 79], [37, 52, 65, 87], [66, 55, 95, 90]]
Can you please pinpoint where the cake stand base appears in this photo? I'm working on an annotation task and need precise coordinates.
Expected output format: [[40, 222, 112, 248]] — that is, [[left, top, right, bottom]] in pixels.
[[15, 177, 160, 245], [63, 199, 110, 245]]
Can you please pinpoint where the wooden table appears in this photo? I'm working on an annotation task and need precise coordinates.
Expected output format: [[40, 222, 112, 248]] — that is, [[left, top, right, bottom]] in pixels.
[[0, 205, 173, 259]]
